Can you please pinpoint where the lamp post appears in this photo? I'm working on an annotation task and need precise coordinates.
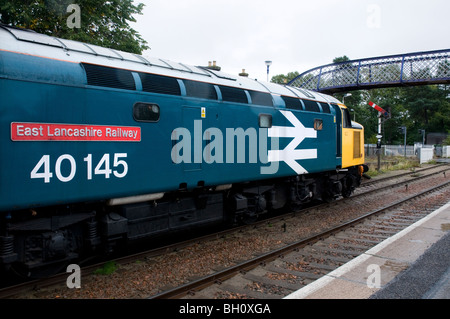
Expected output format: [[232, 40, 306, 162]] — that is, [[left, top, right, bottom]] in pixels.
[[342, 93, 352, 104], [399, 126, 407, 157], [265, 61, 272, 82], [419, 129, 426, 145]]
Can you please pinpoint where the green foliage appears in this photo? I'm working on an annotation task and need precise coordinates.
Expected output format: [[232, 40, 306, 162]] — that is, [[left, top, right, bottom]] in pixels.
[[272, 53, 450, 145], [345, 85, 450, 145], [333, 56, 350, 63], [365, 156, 420, 177], [0, 0, 148, 54], [94, 261, 117, 275], [271, 71, 300, 84], [443, 135, 450, 145]]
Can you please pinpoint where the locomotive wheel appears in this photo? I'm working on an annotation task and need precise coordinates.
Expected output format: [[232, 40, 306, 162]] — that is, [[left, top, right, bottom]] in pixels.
[[342, 189, 353, 198], [241, 212, 259, 225]]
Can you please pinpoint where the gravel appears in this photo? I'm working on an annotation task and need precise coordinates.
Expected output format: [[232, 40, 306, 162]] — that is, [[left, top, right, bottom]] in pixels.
[[12, 166, 450, 299]]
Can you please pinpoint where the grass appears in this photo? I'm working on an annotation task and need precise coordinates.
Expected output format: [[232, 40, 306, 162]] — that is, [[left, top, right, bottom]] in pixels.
[[365, 156, 421, 177], [93, 261, 118, 275]]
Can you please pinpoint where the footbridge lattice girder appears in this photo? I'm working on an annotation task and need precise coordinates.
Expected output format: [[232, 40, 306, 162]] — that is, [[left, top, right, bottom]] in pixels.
[[288, 49, 450, 94]]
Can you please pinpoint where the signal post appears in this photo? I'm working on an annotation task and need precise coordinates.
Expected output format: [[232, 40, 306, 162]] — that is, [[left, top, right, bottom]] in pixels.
[[369, 102, 390, 171]]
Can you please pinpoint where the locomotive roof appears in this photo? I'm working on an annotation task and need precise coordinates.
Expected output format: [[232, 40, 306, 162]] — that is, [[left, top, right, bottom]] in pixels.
[[0, 24, 340, 104]]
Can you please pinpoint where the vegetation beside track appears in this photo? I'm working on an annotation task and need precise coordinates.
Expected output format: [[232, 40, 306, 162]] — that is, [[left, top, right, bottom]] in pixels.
[[365, 156, 424, 177]]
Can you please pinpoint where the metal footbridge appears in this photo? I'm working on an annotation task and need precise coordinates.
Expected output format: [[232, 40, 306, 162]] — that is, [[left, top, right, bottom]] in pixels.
[[288, 49, 450, 94]]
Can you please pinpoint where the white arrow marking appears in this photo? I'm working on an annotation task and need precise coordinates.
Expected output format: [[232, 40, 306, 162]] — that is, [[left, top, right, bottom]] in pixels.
[[268, 110, 317, 174]]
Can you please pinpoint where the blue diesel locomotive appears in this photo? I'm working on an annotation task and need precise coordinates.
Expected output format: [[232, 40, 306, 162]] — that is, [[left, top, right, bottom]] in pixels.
[[0, 25, 367, 275]]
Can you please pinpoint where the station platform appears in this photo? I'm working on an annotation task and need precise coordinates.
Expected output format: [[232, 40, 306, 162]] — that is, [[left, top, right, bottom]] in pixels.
[[285, 201, 450, 299]]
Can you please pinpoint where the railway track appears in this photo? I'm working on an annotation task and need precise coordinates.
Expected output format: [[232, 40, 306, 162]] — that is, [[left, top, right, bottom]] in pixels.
[[153, 175, 450, 299], [355, 164, 447, 197], [1, 164, 449, 299]]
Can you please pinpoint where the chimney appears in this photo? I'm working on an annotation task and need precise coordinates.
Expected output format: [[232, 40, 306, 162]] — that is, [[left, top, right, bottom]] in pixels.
[[205, 60, 221, 71], [239, 69, 249, 77]]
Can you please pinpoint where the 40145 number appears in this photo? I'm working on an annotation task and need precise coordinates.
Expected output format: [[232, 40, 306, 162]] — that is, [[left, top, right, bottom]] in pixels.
[[30, 153, 128, 183]]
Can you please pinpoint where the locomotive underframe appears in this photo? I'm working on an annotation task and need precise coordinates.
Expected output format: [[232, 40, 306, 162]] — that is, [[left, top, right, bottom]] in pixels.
[[0, 166, 365, 276]]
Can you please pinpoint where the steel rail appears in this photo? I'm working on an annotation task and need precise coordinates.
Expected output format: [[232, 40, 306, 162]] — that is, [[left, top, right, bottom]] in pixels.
[[150, 180, 450, 299], [1, 166, 447, 299], [355, 166, 449, 198], [360, 163, 445, 187]]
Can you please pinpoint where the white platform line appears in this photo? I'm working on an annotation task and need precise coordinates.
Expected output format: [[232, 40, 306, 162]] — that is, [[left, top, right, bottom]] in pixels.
[[284, 201, 450, 299]]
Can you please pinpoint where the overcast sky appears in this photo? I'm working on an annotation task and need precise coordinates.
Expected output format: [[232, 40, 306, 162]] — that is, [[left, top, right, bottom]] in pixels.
[[132, 0, 450, 82]]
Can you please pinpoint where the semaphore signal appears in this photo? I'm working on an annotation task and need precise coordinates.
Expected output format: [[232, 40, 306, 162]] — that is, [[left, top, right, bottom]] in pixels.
[[369, 101, 389, 118]]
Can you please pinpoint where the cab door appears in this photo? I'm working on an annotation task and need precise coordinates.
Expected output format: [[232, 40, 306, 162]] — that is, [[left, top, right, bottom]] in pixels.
[[331, 104, 342, 159], [340, 105, 365, 168]]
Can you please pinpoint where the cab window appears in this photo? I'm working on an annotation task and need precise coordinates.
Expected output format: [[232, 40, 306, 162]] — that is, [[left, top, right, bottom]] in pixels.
[[342, 108, 352, 128], [133, 102, 160, 122]]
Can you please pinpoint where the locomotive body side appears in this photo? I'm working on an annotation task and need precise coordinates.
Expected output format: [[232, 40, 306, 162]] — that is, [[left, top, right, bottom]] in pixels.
[[0, 51, 340, 209], [0, 25, 367, 275]]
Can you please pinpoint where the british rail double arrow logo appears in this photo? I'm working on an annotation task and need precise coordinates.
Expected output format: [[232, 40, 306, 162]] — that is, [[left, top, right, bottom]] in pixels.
[[268, 110, 318, 174]]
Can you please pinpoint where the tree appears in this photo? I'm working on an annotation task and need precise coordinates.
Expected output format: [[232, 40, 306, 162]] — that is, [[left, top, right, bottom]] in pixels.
[[271, 71, 300, 84], [443, 134, 450, 146], [271, 53, 450, 145], [360, 85, 450, 145], [401, 85, 450, 143], [364, 87, 406, 144], [333, 56, 350, 63], [0, 0, 148, 54]]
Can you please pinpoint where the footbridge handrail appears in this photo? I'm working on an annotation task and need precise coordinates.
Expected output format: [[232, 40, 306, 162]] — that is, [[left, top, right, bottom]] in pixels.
[[288, 49, 450, 94]]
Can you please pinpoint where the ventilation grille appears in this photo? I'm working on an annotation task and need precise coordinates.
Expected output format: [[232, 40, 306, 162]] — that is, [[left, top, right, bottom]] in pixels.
[[140, 73, 181, 96], [353, 131, 361, 158], [219, 86, 248, 104], [82, 63, 135, 90], [249, 91, 273, 106], [282, 96, 303, 110], [303, 99, 320, 112], [184, 80, 217, 100], [320, 102, 331, 113]]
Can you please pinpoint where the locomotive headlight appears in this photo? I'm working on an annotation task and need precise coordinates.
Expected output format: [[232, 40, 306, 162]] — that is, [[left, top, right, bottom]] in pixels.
[[152, 104, 159, 114]]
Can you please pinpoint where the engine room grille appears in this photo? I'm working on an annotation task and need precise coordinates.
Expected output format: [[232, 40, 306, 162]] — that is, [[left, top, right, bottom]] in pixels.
[[184, 80, 217, 100], [140, 73, 181, 96], [303, 99, 320, 112], [319, 102, 331, 113], [353, 131, 361, 158], [249, 91, 273, 106], [218, 85, 248, 104], [82, 63, 136, 91], [282, 96, 303, 110]]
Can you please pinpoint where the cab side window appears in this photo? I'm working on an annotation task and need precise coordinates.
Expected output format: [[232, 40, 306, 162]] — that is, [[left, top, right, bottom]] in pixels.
[[342, 108, 352, 128], [133, 102, 160, 122]]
